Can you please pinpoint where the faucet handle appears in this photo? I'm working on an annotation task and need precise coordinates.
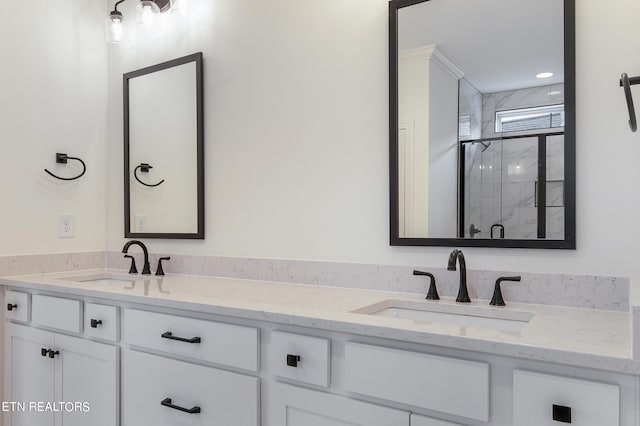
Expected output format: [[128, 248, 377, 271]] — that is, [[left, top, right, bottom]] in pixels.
[[156, 257, 171, 276], [413, 270, 439, 300], [124, 255, 138, 274], [490, 276, 521, 306]]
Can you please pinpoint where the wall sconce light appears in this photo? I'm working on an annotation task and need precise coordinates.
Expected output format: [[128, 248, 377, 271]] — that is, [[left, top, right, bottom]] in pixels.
[[105, 0, 175, 44]]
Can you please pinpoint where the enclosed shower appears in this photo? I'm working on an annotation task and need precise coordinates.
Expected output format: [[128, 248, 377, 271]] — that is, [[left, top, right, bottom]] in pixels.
[[460, 132, 565, 240]]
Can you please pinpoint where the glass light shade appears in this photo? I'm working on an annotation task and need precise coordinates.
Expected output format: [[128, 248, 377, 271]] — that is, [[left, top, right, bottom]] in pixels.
[[105, 14, 125, 44], [136, 1, 161, 30]]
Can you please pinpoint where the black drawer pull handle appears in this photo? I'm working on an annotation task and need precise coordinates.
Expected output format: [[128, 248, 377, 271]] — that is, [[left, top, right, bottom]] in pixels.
[[161, 398, 201, 414], [286, 354, 301, 367], [553, 404, 572, 423], [41, 348, 49, 357], [161, 331, 201, 344], [90, 319, 103, 328], [7, 304, 17, 311]]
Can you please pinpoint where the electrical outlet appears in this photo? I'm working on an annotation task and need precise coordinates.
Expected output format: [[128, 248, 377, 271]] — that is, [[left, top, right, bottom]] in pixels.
[[135, 214, 147, 232], [58, 214, 75, 238]]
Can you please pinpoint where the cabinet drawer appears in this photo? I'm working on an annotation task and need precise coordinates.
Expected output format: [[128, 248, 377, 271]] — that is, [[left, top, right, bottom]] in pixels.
[[85, 303, 119, 342], [32, 295, 82, 333], [271, 330, 330, 387], [123, 309, 259, 371], [269, 382, 410, 425], [5, 290, 30, 323], [122, 349, 259, 426], [345, 342, 489, 422], [513, 369, 619, 426], [411, 414, 464, 425]]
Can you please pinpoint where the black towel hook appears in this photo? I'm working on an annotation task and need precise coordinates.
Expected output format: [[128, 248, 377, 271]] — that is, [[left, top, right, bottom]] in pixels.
[[44, 153, 86, 181], [620, 73, 640, 132], [134, 163, 165, 187]]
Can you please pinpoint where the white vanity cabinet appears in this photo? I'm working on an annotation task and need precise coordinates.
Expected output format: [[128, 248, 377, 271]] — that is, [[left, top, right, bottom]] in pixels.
[[122, 349, 259, 426], [5, 290, 30, 323], [269, 382, 410, 425], [410, 415, 464, 426], [2, 284, 639, 426], [513, 369, 620, 426], [5, 323, 118, 426], [122, 308, 260, 426], [345, 342, 489, 422]]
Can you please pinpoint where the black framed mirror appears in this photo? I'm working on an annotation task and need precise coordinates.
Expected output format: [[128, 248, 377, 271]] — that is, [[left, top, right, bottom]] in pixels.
[[124, 52, 204, 239], [389, 0, 575, 249]]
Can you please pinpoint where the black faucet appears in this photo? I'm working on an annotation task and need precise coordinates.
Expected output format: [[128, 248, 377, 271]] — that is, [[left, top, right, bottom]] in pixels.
[[490, 276, 521, 306], [413, 270, 439, 300], [122, 240, 151, 275], [447, 249, 471, 303]]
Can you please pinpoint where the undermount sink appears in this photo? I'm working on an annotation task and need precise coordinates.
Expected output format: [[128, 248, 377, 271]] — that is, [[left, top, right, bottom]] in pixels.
[[59, 273, 139, 286], [353, 299, 533, 333]]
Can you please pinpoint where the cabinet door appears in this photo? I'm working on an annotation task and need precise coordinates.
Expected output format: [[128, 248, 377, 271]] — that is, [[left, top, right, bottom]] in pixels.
[[55, 334, 118, 426], [268, 382, 409, 426], [513, 369, 619, 426], [5, 324, 55, 426], [122, 349, 259, 426]]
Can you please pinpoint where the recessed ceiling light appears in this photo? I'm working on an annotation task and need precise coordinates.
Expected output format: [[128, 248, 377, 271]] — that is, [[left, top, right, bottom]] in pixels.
[[548, 90, 562, 96], [536, 72, 554, 79]]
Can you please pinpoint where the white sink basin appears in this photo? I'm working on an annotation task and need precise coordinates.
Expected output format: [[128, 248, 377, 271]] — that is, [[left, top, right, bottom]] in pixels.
[[353, 299, 533, 333], [59, 273, 139, 286]]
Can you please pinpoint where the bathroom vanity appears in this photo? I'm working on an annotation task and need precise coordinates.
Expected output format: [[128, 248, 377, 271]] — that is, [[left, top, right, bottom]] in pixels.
[[1, 271, 638, 426]]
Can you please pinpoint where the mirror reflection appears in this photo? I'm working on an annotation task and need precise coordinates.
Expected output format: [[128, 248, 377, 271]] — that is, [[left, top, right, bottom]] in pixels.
[[124, 53, 204, 239], [395, 0, 570, 244]]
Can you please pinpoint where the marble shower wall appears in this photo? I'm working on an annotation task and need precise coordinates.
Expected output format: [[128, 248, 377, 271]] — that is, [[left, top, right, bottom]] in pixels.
[[464, 83, 565, 239], [459, 78, 482, 140], [501, 136, 540, 239], [546, 135, 565, 239], [465, 136, 565, 240], [482, 83, 564, 139], [465, 140, 502, 238]]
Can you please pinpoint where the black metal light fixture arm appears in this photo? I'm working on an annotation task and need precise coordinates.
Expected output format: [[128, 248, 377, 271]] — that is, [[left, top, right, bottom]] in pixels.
[[620, 73, 640, 132]]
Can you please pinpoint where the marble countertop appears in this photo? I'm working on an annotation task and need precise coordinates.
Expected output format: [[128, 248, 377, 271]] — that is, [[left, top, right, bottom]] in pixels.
[[0, 269, 637, 374]]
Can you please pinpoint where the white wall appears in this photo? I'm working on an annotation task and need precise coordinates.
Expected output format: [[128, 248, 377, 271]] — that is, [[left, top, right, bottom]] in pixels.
[[103, 0, 640, 277], [427, 57, 459, 238], [0, 0, 107, 256], [398, 48, 430, 237]]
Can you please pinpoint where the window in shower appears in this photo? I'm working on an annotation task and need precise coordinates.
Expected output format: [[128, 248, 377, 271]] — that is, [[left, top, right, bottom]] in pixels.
[[495, 104, 565, 133]]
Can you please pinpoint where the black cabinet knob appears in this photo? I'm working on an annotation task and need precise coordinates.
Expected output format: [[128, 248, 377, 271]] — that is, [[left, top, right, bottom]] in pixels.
[[7, 303, 17, 311], [40, 348, 59, 359], [286, 354, 301, 367], [90, 319, 103, 328], [552, 404, 572, 423]]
